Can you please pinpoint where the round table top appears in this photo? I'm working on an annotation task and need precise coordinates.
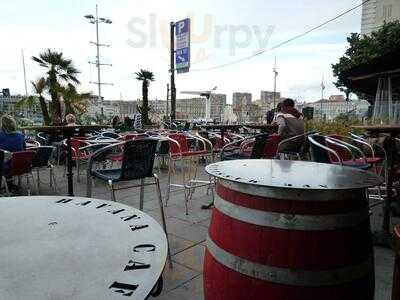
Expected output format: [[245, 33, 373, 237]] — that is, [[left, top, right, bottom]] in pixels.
[[0, 196, 167, 300], [244, 124, 278, 129], [202, 124, 243, 130], [87, 138, 120, 144], [21, 125, 110, 134], [206, 159, 383, 191]]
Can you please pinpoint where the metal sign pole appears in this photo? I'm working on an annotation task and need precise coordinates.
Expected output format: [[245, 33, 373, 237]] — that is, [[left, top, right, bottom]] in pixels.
[[170, 22, 176, 121]]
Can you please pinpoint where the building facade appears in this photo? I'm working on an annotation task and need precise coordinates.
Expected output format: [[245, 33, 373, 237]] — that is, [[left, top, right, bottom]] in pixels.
[[149, 100, 167, 123], [232, 92, 252, 123], [306, 98, 370, 120], [176, 98, 206, 120], [361, 0, 400, 35], [87, 98, 138, 119], [210, 94, 227, 122], [260, 91, 281, 106], [0, 95, 24, 115]]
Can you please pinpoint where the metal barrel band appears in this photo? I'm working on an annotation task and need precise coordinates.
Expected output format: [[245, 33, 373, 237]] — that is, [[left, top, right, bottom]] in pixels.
[[214, 195, 370, 231], [218, 179, 365, 202], [206, 236, 374, 287]]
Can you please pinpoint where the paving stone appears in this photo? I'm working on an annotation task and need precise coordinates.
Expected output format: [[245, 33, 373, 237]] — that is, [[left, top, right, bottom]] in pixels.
[[155, 274, 204, 300], [166, 217, 208, 244], [168, 234, 196, 256], [160, 262, 200, 294], [173, 243, 206, 273], [375, 246, 395, 300]]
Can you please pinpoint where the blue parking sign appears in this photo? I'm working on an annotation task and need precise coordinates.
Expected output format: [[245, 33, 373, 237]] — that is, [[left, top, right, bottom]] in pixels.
[[175, 18, 190, 72]]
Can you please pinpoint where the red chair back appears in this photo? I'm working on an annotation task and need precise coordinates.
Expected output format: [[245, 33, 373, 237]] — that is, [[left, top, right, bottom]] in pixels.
[[10, 151, 35, 176], [326, 135, 349, 163], [70, 138, 88, 158], [263, 134, 280, 158], [168, 134, 189, 155], [394, 225, 400, 300]]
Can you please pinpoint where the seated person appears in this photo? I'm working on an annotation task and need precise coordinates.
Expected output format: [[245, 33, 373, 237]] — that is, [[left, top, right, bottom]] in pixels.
[[275, 98, 304, 140], [0, 115, 26, 191], [0, 115, 26, 152], [274, 99, 305, 153], [65, 114, 77, 126]]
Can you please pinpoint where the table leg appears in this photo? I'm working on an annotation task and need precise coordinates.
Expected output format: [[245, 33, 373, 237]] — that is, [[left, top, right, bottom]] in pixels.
[[220, 128, 226, 147], [66, 136, 74, 196], [201, 129, 225, 210], [374, 135, 395, 247]]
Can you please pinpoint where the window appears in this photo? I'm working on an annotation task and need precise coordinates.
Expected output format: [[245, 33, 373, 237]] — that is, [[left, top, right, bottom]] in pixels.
[[383, 4, 393, 21]]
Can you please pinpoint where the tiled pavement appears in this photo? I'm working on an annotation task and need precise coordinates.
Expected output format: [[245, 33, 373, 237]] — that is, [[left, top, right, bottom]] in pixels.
[[8, 164, 398, 300]]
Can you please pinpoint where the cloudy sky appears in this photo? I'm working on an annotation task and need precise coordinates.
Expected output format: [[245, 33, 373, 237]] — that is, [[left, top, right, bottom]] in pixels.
[[0, 0, 363, 103]]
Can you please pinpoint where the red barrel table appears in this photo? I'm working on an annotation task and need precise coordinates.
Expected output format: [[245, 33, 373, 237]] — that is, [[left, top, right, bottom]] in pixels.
[[204, 159, 383, 300]]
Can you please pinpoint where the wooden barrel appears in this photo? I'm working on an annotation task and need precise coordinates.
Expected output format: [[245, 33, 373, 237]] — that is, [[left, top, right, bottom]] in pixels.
[[204, 160, 383, 300]]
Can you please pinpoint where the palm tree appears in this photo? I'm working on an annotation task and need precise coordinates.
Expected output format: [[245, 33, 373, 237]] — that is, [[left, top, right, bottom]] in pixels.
[[16, 78, 52, 125], [135, 69, 155, 125], [32, 78, 51, 125], [60, 84, 91, 116], [15, 96, 39, 118], [32, 49, 80, 123]]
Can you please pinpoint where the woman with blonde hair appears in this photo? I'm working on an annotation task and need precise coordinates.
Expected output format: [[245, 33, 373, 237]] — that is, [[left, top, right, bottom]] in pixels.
[[0, 115, 26, 152]]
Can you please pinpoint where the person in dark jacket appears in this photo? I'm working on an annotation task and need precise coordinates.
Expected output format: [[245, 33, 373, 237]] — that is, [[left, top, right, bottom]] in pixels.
[[0, 115, 26, 192], [0, 115, 26, 153]]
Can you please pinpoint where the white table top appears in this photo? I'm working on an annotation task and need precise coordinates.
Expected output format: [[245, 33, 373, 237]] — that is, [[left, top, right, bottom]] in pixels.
[[0, 196, 167, 300]]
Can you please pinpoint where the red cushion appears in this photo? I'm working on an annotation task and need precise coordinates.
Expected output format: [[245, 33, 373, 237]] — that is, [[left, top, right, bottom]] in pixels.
[[366, 157, 382, 164], [171, 150, 207, 158]]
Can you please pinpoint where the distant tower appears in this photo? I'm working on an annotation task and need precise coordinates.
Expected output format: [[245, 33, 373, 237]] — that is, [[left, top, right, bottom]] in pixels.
[[273, 56, 278, 109], [320, 74, 326, 119]]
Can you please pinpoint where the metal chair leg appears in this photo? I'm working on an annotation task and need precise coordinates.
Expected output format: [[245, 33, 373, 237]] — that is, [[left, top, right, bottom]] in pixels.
[[165, 160, 172, 206], [139, 178, 145, 211], [30, 173, 37, 195], [2, 176, 10, 196], [77, 158, 80, 183], [86, 175, 93, 197], [36, 169, 41, 194], [49, 168, 53, 187], [108, 180, 116, 202], [26, 175, 31, 196], [50, 167, 58, 193], [154, 175, 173, 268]]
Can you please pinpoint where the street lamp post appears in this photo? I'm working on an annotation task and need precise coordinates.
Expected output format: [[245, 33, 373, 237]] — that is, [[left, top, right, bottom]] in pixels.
[[85, 5, 112, 118]]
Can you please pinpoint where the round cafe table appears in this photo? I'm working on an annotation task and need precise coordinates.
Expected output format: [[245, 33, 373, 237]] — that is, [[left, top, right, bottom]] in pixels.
[[0, 196, 168, 300]]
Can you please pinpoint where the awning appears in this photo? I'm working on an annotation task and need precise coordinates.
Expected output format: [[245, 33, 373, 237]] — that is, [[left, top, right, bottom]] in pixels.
[[341, 50, 400, 101]]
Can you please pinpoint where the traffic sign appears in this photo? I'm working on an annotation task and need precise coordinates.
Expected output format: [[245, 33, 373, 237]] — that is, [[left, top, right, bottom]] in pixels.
[[175, 18, 190, 73]]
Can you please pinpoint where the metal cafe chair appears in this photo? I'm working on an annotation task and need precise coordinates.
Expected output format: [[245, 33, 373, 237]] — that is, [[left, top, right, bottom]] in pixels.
[[220, 133, 269, 161], [196, 131, 230, 162], [0, 150, 10, 196], [331, 134, 388, 205], [31, 146, 58, 193], [6, 151, 36, 196], [308, 134, 370, 170], [165, 133, 213, 215], [277, 131, 316, 160], [393, 225, 400, 300], [101, 131, 121, 139], [86, 138, 172, 267], [62, 138, 106, 182]]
